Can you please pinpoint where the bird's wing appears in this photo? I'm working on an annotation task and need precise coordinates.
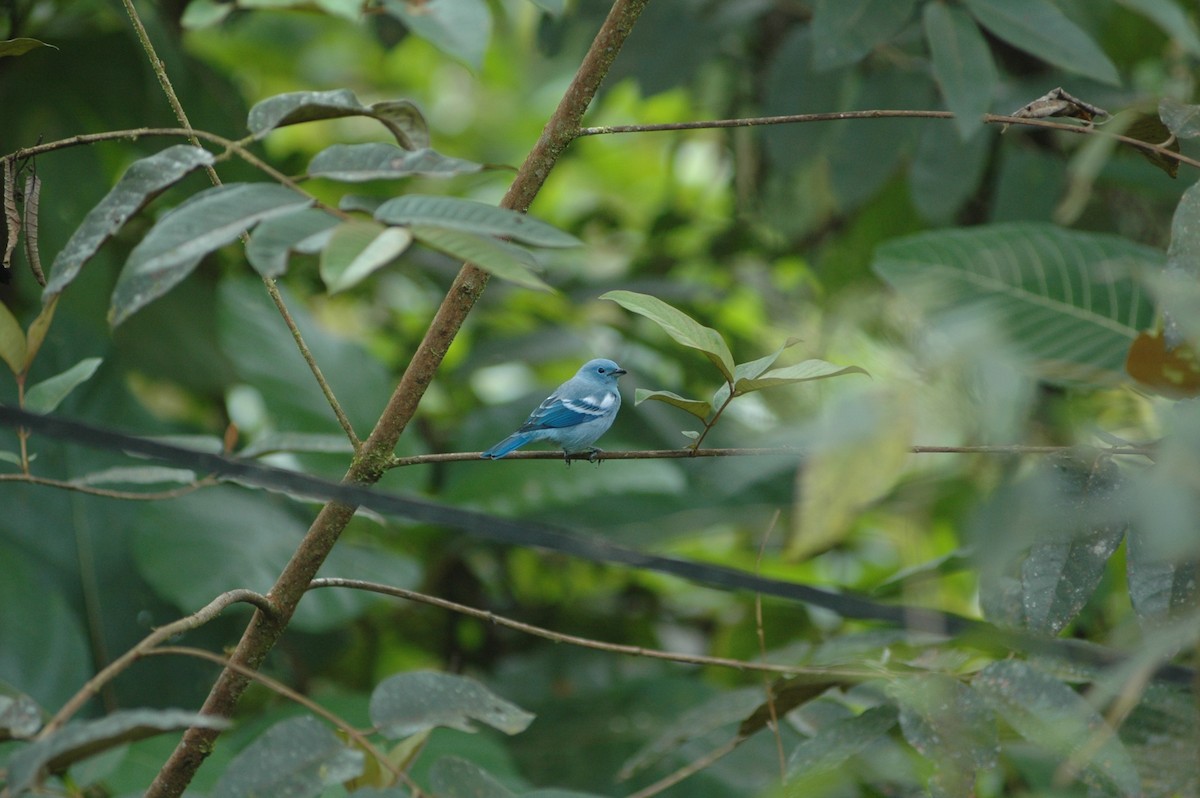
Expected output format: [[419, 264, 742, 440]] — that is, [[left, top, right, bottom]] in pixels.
[[521, 389, 617, 430]]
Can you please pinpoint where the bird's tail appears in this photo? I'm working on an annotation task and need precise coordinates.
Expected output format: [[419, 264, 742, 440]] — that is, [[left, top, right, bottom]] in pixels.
[[480, 432, 531, 459]]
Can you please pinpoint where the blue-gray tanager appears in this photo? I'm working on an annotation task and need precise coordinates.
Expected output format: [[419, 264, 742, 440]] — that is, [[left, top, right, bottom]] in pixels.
[[481, 358, 626, 462]]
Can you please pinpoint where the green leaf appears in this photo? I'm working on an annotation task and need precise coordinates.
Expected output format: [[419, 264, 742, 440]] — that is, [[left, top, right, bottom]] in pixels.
[[1020, 459, 1125, 635], [1115, 0, 1200, 56], [370, 671, 534, 738], [24, 357, 102, 413], [736, 360, 868, 394], [1124, 112, 1180, 178], [239, 432, 356, 458], [732, 338, 801, 383], [246, 208, 340, 278], [0, 300, 26, 375], [910, 122, 992, 222], [0, 38, 57, 58], [962, 0, 1120, 85], [380, 0, 492, 70], [412, 226, 550, 291], [810, 0, 916, 70], [634, 389, 711, 420], [110, 183, 311, 326], [974, 661, 1141, 795], [526, 0, 566, 15], [45, 145, 215, 299], [307, 143, 482, 181], [375, 195, 580, 248], [600, 290, 736, 381], [247, 89, 370, 138], [22, 295, 58, 372], [429, 757, 515, 798], [320, 220, 413, 293], [872, 224, 1158, 386], [787, 705, 899, 776], [180, 0, 233, 28], [368, 99, 431, 149], [213, 716, 362, 798], [0, 690, 43, 740], [1159, 97, 1200, 140], [924, 3, 997, 139], [6, 710, 229, 795], [248, 90, 431, 147], [1127, 525, 1199, 627], [70, 466, 197, 487], [891, 675, 998, 798]]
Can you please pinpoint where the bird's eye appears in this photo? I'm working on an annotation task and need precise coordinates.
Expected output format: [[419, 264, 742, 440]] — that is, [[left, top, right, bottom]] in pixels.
[[597, 367, 605, 373]]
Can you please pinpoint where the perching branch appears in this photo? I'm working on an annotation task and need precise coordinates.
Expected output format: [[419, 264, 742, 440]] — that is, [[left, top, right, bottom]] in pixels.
[[578, 111, 1200, 172]]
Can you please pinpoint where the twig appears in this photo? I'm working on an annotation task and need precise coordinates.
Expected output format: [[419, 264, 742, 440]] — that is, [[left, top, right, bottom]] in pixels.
[[0, 472, 216, 500], [148, 646, 425, 798], [385, 443, 1152, 467], [577, 111, 1200, 172], [37, 589, 274, 738], [308, 578, 864, 678]]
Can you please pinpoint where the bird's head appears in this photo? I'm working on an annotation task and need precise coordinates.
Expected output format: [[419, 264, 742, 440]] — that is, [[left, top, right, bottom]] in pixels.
[[579, 358, 627, 382]]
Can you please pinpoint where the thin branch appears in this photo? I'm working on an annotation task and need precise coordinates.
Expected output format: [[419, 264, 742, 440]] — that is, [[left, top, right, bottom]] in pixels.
[[385, 443, 1153, 467], [148, 646, 425, 798], [38, 589, 274, 738], [262, 277, 362, 451], [0, 472, 216, 500], [308, 578, 867, 678], [578, 111, 1200, 172], [689, 383, 735, 450]]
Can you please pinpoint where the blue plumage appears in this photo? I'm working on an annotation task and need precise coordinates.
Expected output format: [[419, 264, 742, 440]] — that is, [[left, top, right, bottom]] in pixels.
[[481, 358, 626, 463]]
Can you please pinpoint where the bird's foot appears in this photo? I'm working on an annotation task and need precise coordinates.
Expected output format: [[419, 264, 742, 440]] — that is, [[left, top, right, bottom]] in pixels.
[[587, 447, 603, 465]]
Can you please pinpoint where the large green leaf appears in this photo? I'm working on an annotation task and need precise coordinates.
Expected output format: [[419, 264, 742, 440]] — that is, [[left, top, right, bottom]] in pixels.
[[0, 300, 25, 374], [248, 90, 430, 148], [872, 224, 1158, 386], [734, 360, 868, 394], [109, 183, 311, 326], [962, 0, 1120, 85], [411, 226, 550, 291], [974, 661, 1141, 795], [319, 220, 413, 293], [787, 705, 899, 776], [246, 208, 340, 278], [601, 290, 735, 381], [375, 195, 580, 248], [1126, 526, 1198, 627], [212, 716, 362, 798], [307, 143, 482, 181], [370, 671, 534, 738], [891, 675, 997, 798], [6, 710, 229, 795], [810, 0, 916, 70], [634, 389, 711, 420], [923, 3, 997, 139], [23, 357, 102, 414], [44, 145, 215, 299], [0, 37, 56, 58], [380, 0, 492, 69]]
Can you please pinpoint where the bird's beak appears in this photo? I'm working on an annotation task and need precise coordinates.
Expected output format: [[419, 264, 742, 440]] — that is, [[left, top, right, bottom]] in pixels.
[[613, 368, 627, 376]]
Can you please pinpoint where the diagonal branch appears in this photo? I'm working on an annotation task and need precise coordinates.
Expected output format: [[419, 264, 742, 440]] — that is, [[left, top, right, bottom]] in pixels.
[[144, 1, 651, 795]]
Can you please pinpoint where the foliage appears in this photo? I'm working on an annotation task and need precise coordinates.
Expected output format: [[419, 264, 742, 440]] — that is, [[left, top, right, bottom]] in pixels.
[[2, 1, 1200, 797]]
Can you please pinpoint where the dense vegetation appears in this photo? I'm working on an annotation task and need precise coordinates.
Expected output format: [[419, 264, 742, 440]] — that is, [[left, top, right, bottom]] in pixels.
[[2, 0, 1199, 796]]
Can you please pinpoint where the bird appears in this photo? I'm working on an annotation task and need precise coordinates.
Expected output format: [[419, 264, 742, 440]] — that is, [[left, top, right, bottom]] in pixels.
[[480, 358, 626, 464]]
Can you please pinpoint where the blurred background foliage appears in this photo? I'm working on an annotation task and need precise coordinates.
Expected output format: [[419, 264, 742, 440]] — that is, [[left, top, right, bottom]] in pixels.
[[2, 0, 1200, 795]]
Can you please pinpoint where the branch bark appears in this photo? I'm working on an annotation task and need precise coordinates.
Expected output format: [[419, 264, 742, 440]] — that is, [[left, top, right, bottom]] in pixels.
[[145, 1, 650, 794]]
